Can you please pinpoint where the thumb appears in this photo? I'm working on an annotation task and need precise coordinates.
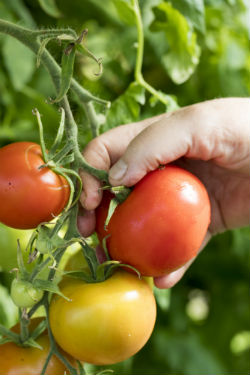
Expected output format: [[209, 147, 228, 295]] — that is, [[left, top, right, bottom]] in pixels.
[[108, 110, 193, 187]]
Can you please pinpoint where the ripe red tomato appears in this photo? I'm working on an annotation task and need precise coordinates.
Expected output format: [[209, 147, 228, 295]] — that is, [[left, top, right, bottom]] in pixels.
[[0, 142, 70, 229], [96, 165, 211, 277], [0, 318, 76, 375], [49, 271, 156, 365]]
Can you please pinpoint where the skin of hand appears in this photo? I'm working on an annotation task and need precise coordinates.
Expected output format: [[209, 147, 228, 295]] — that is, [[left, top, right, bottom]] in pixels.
[[78, 97, 250, 288]]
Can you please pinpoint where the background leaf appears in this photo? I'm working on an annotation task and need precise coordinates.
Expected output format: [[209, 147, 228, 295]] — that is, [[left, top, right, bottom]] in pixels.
[[168, 0, 205, 34], [150, 2, 201, 84], [103, 83, 145, 131], [2, 37, 35, 91], [112, 0, 136, 25], [38, 0, 62, 18]]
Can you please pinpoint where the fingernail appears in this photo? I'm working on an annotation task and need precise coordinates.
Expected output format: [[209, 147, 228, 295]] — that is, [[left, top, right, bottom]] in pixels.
[[109, 160, 128, 182]]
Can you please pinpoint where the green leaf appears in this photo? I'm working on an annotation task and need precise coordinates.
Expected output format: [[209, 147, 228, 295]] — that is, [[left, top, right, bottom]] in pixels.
[[52, 45, 76, 103], [62, 270, 92, 282], [105, 198, 120, 229], [96, 261, 118, 281], [33, 279, 70, 300], [0, 2, 14, 23], [2, 36, 35, 90], [80, 242, 99, 279], [149, 91, 179, 112], [29, 319, 47, 340], [38, 0, 62, 18], [6, 0, 36, 27], [150, 2, 201, 84], [23, 337, 43, 350], [168, 0, 206, 34], [104, 82, 145, 131], [112, 0, 136, 25]]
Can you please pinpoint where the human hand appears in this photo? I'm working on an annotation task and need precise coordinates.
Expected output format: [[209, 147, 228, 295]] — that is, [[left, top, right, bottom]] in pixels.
[[78, 98, 250, 288]]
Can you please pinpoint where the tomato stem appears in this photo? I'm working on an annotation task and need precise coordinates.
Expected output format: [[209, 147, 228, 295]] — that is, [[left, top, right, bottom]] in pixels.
[[19, 309, 29, 343]]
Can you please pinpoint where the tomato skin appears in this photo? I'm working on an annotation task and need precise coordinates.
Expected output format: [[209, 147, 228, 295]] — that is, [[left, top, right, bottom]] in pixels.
[[0, 318, 75, 375], [63, 248, 89, 272], [0, 142, 70, 229], [49, 271, 156, 365], [96, 165, 211, 277]]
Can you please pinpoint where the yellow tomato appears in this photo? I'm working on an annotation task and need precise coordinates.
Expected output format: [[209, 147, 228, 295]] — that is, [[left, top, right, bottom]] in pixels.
[[49, 271, 156, 365]]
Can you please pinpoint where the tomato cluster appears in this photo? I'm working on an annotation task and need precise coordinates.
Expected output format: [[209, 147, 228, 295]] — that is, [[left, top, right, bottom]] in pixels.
[[0, 142, 211, 372]]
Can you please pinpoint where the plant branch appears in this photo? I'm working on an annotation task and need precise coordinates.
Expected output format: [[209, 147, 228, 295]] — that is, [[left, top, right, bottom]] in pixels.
[[0, 20, 109, 148], [132, 0, 168, 105], [83, 102, 100, 138], [19, 309, 29, 343], [0, 19, 109, 182], [43, 295, 79, 375]]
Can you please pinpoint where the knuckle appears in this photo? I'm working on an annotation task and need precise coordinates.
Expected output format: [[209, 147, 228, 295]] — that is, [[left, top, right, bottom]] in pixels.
[[83, 138, 110, 170]]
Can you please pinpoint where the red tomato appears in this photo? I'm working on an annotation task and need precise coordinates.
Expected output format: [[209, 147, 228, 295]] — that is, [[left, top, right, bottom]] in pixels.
[[0, 142, 70, 229], [0, 318, 76, 375], [96, 165, 211, 277]]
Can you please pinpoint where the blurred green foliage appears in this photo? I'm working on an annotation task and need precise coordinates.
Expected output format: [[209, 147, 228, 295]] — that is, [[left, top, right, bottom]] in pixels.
[[0, 0, 249, 374]]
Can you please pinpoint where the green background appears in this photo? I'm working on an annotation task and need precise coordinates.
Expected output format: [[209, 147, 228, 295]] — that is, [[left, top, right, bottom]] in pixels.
[[0, 0, 249, 374]]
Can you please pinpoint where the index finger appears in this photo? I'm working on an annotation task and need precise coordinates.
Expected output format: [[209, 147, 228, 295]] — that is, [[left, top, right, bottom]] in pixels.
[[80, 115, 164, 210]]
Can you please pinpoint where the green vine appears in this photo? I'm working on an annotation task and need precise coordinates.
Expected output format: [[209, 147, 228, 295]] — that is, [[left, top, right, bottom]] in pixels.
[[132, 0, 169, 105]]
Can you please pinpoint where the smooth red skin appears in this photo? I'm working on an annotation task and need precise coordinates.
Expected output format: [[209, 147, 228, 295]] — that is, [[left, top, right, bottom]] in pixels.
[[0, 142, 70, 229], [96, 165, 211, 277], [0, 318, 75, 375]]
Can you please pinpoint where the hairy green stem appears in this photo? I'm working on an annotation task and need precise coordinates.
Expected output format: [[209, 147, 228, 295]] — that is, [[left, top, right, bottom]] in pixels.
[[83, 102, 100, 137], [29, 248, 64, 282], [33, 28, 77, 38], [19, 309, 29, 343], [0, 19, 108, 149], [62, 97, 109, 182], [0, 19, 109, 182], [0, 20, 102, 103]]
